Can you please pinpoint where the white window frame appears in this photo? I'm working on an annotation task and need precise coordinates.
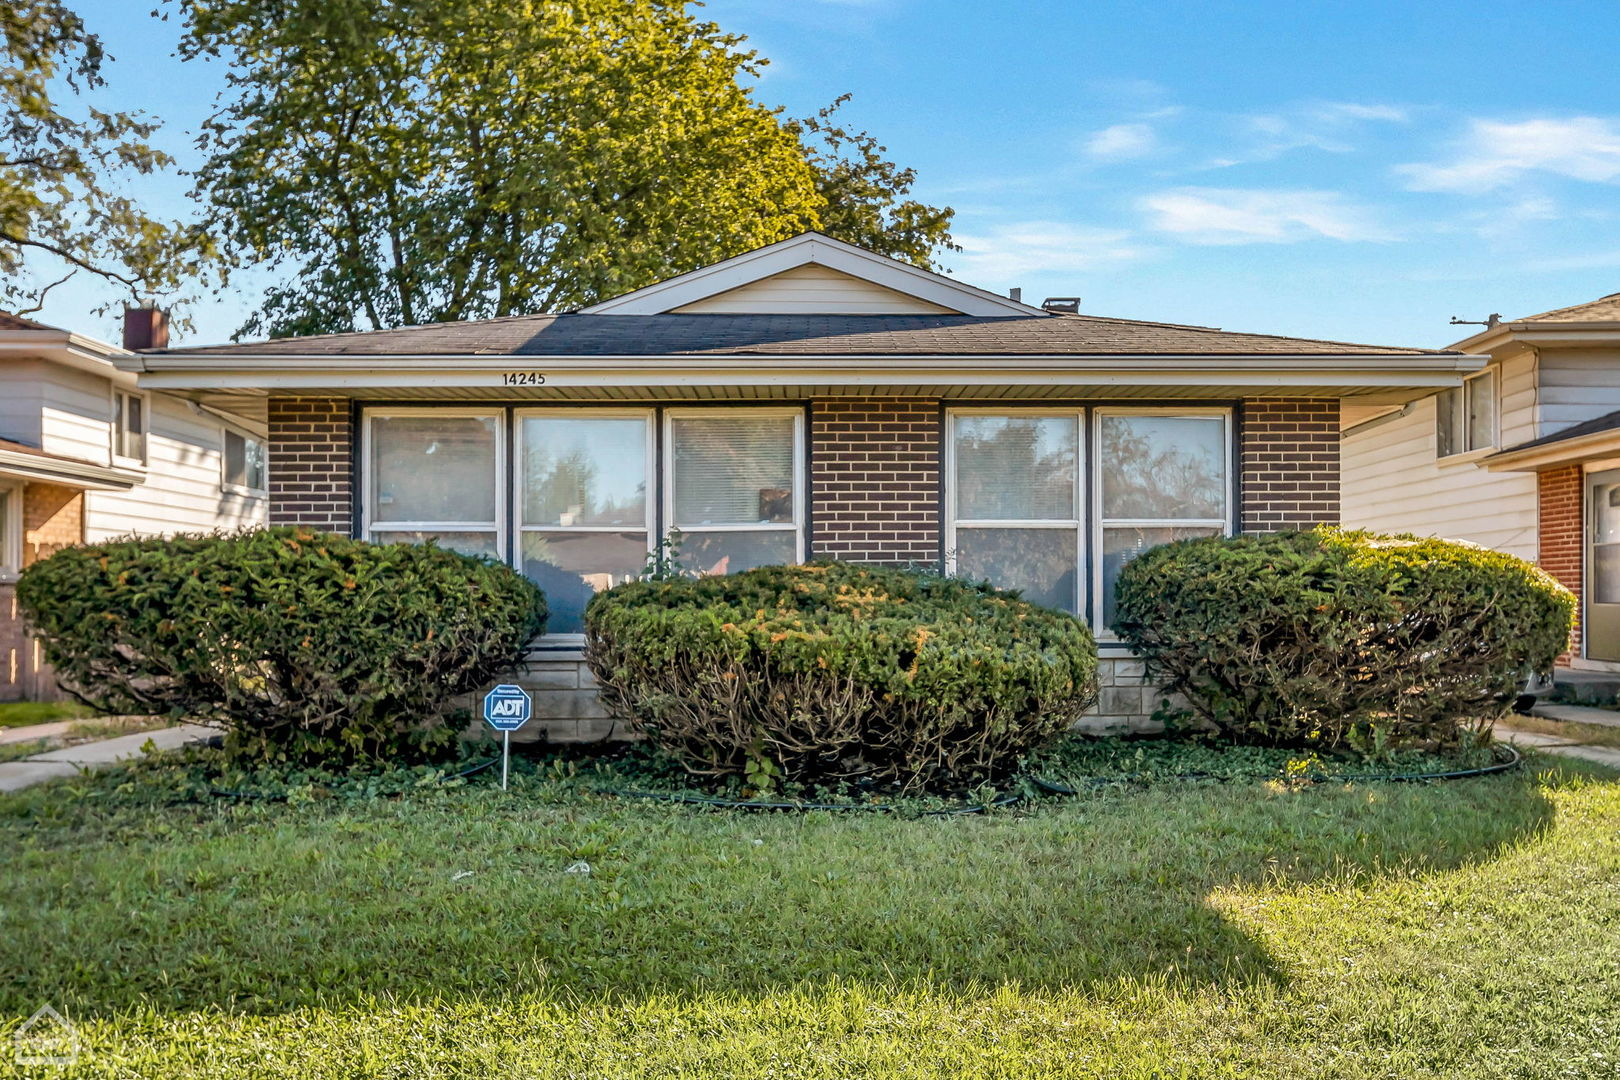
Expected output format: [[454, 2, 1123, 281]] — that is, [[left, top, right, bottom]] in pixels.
[[944, 407, 1087, 616], [0, 483, 20, 582], [360, 407, 507, 558], [661, 406, 807, 566], [1437, 367, 1498, 459], [111, 388, 149, 466], [1092, 406, 1234, 637], [220, 425, 268, 497], [513, 407, 658, 644]]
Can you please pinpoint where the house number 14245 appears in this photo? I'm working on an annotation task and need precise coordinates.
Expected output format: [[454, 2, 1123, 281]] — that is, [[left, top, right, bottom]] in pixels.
[[502, 372, 547, 386]]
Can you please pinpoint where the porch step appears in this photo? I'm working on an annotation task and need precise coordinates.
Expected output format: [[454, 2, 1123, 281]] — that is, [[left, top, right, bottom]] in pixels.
[[1553, 669, 1620, 706]]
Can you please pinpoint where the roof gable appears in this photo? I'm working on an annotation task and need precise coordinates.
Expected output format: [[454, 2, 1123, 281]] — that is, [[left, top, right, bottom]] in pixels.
[[669, 263, 959, 315], [580, 232, 1044, 317]]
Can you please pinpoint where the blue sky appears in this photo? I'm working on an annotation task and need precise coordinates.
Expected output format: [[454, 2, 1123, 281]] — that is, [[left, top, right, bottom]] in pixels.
[[27, 0, 1620, 348]]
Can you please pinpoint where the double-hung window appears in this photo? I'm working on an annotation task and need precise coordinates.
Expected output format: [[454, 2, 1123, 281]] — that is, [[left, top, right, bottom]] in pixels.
[[222, 428, 267, 494], [1436, 368, 1497, 457], [947, 410, 1084, 614], [1095, 410, 1231, 627], [947, 406, 1232, 631], [363, 410, 504, 558], [517, 410, 655, 636], [113, 390, 147, 464], [665, 409, 804, 576]]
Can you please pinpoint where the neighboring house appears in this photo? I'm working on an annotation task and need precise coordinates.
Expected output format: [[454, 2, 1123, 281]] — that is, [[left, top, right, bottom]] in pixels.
[[119, 232, 1479, 733], [0, 311, 268, 700], [1342, 291, 1620, 671]]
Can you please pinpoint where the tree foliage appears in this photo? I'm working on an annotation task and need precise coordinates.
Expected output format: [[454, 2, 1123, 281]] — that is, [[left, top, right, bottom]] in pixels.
[[0, 2, 214, 316], [179, 0, 955, 338]]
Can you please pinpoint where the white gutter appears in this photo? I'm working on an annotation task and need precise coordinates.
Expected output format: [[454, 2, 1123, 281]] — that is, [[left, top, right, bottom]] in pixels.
[[0, 329, 135, 384], [0, 448, 141, 490], [1484, 427, 1620, 472], [123, 351, 1485, 393]]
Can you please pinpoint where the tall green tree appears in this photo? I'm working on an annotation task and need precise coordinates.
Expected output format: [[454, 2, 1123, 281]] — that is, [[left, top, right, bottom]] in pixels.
[[0, 2, 213, 316], [181, 0, 955, 338]]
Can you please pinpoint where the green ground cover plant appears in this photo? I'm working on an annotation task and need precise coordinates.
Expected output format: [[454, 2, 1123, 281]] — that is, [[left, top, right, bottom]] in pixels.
[[0, 744, 1615, 1078], [585, 561, 1098, 791]]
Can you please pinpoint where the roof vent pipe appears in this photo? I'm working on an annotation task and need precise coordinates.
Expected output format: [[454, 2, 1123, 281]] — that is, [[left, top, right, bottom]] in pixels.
[[1042, 297, 1081, 314]]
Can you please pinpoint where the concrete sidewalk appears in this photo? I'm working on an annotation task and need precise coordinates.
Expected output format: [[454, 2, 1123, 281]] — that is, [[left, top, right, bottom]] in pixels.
[[0, 723, 214, 793], [1497, 721, 1620, 771]]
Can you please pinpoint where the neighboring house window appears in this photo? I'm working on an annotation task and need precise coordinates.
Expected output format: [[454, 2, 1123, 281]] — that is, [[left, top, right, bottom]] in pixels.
[[113, 390, 147, 463], [0, 485, 18, 581], [1436, 368, 1497, 457], [518, 410, 655, 636], [222, 429, 268, 494], [946, 407, 1232, 631], [363, 410, 504, 558], [665, 409, 804, 577], [359, 406, 806, 638]]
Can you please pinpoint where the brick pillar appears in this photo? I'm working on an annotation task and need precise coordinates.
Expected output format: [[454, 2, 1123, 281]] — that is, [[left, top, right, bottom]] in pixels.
[[1538, 464, 1583, 665], [809, 398, 941, 565], [21, 482, 83, 563], [1238, 398, 1340, 533], [267, 397, 354, 533]]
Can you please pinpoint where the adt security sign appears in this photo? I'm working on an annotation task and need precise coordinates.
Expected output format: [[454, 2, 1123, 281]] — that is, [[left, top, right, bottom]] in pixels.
[[483, 684, 532, 790]]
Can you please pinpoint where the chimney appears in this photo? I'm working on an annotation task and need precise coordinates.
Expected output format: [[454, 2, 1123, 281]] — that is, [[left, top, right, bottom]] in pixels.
[[1042, 297, 1081, 314], [1008, 287, 1022, 303], [122, 305, 169, 351]]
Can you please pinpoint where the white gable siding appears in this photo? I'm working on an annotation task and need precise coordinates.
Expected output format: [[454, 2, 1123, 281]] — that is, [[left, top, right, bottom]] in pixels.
[[1536, 346, 1620, 435], [84, 394, 265, 541], [670, 264, 960, 315], [39, 364, 114, 466], [1341, 350, 1538, 561], [0, 358, 45, 446]]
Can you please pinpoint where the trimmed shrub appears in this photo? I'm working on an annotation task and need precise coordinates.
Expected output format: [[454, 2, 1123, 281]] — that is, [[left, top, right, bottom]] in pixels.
[[1112, 528, 1574, 748], [584, 562, 1099, 791], [16, 527, 547, 763]]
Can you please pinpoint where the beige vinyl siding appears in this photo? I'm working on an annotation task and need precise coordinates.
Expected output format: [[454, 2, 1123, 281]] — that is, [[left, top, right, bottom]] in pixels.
[[1341, 351, 1538, 561], [1535, 346, 1620, 435], [85, 394, 265, 541], [0, 358, 46, 446], [670, 264, 960, 315]]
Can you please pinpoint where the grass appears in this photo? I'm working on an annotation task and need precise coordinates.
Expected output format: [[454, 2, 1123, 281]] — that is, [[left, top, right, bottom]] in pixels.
[[0, 700, 94, 728], [2, 746, 1619, 1078], [1508, 711, 1620, 749]]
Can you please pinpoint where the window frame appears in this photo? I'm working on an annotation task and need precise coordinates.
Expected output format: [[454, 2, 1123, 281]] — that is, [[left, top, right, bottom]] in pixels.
[[512, 407, 658, 644], [1437, 367, 1499, 459], [360, 407, 507, 559], [1091, 406, 1235, 638], [0, 483, 20, 582], [111, 388, 149, 466], [661, 405, 807, 566], [944, 406, 1088, 617], [220, 425, 268, 497]]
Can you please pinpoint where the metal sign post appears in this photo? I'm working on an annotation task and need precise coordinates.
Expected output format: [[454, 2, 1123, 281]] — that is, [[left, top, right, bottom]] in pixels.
[[482, 684, 532, 791]]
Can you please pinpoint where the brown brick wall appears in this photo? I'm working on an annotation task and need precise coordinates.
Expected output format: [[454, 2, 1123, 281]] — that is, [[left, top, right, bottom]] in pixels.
[[809, 398, 940, 565], [1538, 464, 1582, 665], [1239, 398, 1340, 532], [268, 397, 354, 533], [1, 481, 83, 701], [22, 482, 82, 563]]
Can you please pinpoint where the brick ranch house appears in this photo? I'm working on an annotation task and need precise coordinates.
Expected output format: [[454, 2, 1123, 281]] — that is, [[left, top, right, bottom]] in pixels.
[[118, 233, 1482, 735]]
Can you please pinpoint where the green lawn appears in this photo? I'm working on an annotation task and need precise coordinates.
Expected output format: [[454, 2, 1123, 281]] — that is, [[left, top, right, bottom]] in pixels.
[[3, 753, 1619, 1078], [0, 700, 94, 728]]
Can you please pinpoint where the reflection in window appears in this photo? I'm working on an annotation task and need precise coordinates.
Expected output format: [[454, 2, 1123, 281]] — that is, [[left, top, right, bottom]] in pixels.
[[668, 412, 801, 576], [366, 413, 501, 558], [520, 414, 652, 634]]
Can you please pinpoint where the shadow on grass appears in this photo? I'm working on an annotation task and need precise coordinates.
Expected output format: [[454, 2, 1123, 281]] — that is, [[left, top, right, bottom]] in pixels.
[[0, 760, 1563, 1018]]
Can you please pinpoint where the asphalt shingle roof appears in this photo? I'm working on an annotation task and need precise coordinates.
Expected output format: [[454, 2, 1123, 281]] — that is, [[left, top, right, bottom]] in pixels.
[[1516, 292, 1620, 323], [151, 312, 1453, 359], [1496, 408, 1620, 454]]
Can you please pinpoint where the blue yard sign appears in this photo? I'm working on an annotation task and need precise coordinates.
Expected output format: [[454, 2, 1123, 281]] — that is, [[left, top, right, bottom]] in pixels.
[[482, 684, 532, 791]]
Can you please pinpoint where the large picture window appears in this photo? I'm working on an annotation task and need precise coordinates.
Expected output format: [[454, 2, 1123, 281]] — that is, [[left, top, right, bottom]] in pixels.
[[947, 407, 1232, 631], [946, 410, 1084, 614], [517, 410, 654, 635], [363, 410, 503, 558]]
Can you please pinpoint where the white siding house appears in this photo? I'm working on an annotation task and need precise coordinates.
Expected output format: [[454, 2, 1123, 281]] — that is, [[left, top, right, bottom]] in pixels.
[[0, 313, 267, 700]]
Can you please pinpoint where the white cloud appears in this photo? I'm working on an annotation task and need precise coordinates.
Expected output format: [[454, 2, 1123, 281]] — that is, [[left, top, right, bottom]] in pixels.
[[1083, 123, 1158, 162], [1312, 102, 1409, 124], [1399, 116, 1620, 193], [1140, 188, 1395, 244], [948, 222, 1145, 282]]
